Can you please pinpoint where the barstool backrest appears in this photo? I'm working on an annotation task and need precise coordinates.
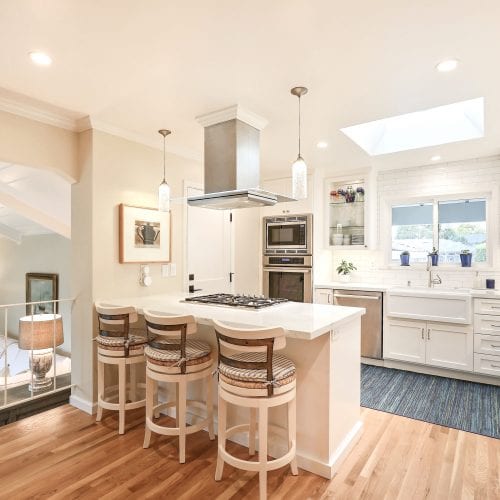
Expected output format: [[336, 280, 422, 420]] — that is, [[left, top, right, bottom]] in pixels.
[[143, 310, 197, 374], [212, 319, 286, 396], [95, 302, 138, 336]]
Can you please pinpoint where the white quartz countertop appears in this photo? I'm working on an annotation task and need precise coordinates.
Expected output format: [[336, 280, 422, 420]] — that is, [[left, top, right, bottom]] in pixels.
[[107, 293, 365, 340], [470, 289, 500, 298], [315, 281, 390, 292]]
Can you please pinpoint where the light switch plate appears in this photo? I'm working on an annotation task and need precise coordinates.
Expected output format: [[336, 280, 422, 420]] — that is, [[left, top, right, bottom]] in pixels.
[[169, 263, 177, 276], [161, 264, 169, 278]]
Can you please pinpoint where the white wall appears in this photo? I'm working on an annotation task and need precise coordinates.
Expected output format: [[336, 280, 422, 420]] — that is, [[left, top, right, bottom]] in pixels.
[[322, 155, 500, 288], [0, 233, 72, 352]]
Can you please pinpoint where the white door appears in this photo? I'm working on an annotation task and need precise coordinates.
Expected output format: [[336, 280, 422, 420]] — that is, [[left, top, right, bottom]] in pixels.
[[384, 319, 425, 364], [425, 323, 473, 372], [186, 186, 232, 294]]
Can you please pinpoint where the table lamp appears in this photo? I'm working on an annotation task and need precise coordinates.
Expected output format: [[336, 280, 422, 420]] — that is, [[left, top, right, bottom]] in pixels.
[[19, 314, 64, 391]]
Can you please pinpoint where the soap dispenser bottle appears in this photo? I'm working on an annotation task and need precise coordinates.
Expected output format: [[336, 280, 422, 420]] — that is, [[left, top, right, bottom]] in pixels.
[[473, 271, 481, 289]]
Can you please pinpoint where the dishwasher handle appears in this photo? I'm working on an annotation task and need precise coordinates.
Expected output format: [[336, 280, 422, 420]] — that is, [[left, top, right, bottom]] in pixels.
[[333, 293, 381, 301]]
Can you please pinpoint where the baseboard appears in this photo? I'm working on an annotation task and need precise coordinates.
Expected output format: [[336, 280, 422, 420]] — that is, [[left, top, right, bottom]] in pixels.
[[369, 359, 500, 386], [69, 394, 97, 415]]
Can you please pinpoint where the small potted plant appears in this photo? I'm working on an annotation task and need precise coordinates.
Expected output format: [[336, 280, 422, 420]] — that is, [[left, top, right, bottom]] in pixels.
[[460, 249, 472, 267], [428, 247, 439, 266], [336, 260, 357, 282], [400, 250, 410, 266]]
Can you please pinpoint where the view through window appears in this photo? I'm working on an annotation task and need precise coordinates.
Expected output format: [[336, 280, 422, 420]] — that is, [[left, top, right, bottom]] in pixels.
[[391, 198, 487, 264]]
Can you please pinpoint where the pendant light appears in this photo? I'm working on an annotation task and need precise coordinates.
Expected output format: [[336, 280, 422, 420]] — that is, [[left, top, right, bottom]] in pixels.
[[158, 129, 171, 212], [291, 86, 308, 200]]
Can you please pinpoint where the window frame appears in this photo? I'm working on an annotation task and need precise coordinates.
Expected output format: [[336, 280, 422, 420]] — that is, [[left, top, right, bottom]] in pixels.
[[383, 191, 494, 269]]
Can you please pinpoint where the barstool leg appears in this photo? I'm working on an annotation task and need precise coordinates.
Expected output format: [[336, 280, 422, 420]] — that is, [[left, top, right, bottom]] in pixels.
[[96, 359, 104, 422], [215, 393, 226, 481], [129, 363, 137, 402], [288, 395, 298, 475], [249, 407, 257, 456], [143, 374, 154, 448], [258, 406, 268, 500], [206, 375, 215, 440], [118, 360, 126, 435], [178, 378, 187, 463], [153, 377, 159, 419], [175, 383, 180, 426]]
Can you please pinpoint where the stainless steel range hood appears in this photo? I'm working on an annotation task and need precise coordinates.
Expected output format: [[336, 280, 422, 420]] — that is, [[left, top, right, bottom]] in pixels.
[[188, 105, 295, 210]]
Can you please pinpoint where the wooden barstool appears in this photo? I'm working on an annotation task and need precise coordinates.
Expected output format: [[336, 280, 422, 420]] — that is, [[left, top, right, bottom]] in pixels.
[[213, 319, 298, 499], [142, 310, 215, 463], [95, 303, 147, 435]]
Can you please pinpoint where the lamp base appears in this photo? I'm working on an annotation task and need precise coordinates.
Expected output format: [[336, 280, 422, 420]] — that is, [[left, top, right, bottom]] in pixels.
[[29, 349, 54, 392]]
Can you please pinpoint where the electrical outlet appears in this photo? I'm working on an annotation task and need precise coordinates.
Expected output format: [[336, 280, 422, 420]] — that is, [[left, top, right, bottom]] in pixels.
[[161, 264, 169, 278], [169, 263, 177, 277]]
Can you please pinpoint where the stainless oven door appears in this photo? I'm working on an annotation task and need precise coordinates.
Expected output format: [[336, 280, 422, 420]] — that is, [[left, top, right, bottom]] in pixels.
[[263, 267, 312, 303]]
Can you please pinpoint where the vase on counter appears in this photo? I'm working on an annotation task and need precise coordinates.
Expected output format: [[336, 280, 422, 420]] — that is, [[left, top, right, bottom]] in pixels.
[[400, 252, 410, 266], [339, 273, 351, 283], [460, 252, 472, 267]]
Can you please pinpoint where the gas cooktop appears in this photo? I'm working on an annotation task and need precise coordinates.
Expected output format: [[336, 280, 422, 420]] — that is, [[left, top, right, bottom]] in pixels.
[[184, 293, 288, 309]]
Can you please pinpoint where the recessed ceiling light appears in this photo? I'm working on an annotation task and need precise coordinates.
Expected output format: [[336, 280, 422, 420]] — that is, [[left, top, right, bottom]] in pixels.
[[436, 59, 459, 72], [316, 141, 328, 149], [29, 51, 52, 66], [431, 155, 441, 162]]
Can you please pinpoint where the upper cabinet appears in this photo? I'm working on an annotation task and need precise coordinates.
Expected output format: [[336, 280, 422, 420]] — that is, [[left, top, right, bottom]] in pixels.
[[260, 175, 314, 216], [327, 178, 366, 247], [325, 171, 375, 249]]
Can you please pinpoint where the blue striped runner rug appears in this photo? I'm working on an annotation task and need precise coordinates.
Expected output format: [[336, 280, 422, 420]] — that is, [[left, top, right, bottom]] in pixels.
[[361, 364, 499, 439]]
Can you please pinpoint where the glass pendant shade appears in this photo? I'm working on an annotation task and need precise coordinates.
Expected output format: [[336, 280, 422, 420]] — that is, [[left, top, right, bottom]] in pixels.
[[158, 129, 171, 212], [292, 156, 307, 200], [158, 181, 170, 212]]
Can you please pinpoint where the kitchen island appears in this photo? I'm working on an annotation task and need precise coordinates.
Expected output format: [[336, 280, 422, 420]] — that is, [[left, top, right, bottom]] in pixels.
[[109, 293, 365, 479]]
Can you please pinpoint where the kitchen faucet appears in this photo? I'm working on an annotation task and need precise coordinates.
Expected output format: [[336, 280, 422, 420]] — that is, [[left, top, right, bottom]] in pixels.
[[427, 255, 442, 288]]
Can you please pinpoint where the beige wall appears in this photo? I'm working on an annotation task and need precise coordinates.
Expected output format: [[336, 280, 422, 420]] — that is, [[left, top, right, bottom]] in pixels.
[[0, 233, 72, 352], [71, 129, 202, 407], [0, 110, 79, 182]]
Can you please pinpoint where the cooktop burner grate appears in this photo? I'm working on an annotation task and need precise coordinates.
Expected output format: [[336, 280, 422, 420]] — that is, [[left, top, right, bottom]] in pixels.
[[184, 293, 288, 309]]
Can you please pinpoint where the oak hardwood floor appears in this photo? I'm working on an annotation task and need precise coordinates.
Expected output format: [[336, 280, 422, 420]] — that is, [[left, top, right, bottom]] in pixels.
[[0, 405, 498, 499]]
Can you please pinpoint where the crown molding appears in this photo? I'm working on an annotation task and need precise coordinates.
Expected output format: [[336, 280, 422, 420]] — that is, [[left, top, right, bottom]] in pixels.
[[0, 91, 202, 162], [0, 94, 80, 131], [196, 104, 268, 130]]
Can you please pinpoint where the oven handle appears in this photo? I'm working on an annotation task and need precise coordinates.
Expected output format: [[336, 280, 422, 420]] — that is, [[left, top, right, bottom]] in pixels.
[[333, 293, 380, 300], [263, 268, 311, 273]]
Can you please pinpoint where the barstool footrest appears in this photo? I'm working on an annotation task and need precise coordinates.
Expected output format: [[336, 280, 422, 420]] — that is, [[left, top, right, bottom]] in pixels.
[[218, 443, 297, 472]]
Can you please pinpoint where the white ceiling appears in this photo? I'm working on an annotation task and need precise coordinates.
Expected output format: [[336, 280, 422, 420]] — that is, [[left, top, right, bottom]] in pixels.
[[0, 1, 500, 177], [0, 162, 71, 242]]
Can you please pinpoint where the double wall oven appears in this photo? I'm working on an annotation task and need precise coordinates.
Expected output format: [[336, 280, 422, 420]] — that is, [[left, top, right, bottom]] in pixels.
[[263, 214, 313, 303]]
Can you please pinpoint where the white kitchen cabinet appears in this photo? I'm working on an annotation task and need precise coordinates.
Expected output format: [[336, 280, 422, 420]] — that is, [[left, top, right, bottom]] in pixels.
[[384, 318, 473, 371], [384, 319, 426, 364], [315, 287, 333, 305], [472, 297, 500, 377], [260, 175, 314, 216], [425, 323, 473, 372]]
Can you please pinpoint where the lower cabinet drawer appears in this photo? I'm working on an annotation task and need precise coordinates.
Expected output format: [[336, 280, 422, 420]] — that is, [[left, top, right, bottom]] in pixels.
[[474, 353, 500, 377], [473, 314, 500, 335], [474, 334, 500, 356]]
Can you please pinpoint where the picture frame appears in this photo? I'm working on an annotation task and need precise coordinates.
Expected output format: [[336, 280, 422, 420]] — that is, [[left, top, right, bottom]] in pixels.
[[119, 204, 171, 263], [25, 273, 59, 315]]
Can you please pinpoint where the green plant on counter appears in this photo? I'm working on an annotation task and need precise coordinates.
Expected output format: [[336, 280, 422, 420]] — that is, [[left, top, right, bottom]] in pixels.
[[428, 247, 438, 256], [336, 260, 357, 275], [400, 250, 410, 256]]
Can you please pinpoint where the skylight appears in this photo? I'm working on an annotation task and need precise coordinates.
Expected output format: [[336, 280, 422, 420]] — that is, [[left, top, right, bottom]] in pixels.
[[341, 97, 484, 156]]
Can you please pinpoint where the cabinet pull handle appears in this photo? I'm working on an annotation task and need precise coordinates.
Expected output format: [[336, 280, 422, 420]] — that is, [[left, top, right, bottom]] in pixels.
[[491, 364, 500, 368], [421, 328, 424, 340], [490, 345, 500, 349], [490, 306, 500, 309], [427, 329, 431, 340], [490, 324, 500, 328]]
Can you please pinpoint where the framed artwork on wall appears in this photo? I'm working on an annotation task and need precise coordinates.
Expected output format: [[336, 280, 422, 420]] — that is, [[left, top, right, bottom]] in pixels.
[[119, 204, 171, 263], [25, 273, 59, 314]]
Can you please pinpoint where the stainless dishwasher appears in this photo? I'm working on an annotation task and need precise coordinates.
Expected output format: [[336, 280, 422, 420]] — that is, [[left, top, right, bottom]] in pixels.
[[333, 289, 383, 359]]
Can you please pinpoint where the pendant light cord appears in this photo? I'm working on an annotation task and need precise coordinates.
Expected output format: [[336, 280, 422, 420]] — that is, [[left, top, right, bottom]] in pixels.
[[298, 95, 301, 158], [162, 136, 166, 182]]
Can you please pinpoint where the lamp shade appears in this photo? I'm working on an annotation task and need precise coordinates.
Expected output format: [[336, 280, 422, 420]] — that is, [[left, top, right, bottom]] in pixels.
[[159, 180, 170, 212], [292, 156, 307, 200], [19, 314, 64, 350]]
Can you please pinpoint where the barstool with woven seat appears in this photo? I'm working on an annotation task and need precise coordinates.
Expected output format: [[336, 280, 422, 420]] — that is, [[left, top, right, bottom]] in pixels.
[[142, 309, 215, 463], [95, 303, 147, 435], [213, 319, 298, 500]]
